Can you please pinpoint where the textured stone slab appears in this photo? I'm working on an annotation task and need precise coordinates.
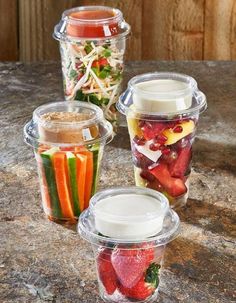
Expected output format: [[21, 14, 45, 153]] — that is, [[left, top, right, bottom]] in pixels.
[[0, 61, 236, 303]]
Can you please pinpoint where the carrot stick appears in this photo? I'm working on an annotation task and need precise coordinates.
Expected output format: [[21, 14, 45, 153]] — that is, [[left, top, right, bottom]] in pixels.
[[79, 150, 93, 209], [76, 153, 87, 212], [53, 152, 74, 219], [74, 146, 88, 153]]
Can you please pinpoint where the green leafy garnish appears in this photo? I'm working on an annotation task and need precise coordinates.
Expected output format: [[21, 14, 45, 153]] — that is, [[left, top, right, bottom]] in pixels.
[[99, 65, 112, 79], [113, 71, 122, 81], [88, 94, 102, 106], [69, 69, 77, 79], [102, 49, 112, 58], [91, 67, 100, 77], [103, 65, 112, 72], [101, 97, 109, 105], [75, 90, 86, 101], [84, 42, 93, 54], [99, 70, 108, 79]]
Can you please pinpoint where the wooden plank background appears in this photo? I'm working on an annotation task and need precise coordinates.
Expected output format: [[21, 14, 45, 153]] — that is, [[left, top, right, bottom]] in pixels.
[[0, 0, 235, 61]]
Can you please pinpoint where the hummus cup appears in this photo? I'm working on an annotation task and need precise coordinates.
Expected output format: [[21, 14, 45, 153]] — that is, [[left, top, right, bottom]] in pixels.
[[24, 101, 113, 222]]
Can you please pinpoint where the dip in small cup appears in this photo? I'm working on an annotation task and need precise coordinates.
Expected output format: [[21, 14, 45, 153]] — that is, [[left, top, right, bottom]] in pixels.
[[117, 72, 207, 208], [24, 101, 113, 223], [78, 187, 180, 302], [53, 6, 130, 131]]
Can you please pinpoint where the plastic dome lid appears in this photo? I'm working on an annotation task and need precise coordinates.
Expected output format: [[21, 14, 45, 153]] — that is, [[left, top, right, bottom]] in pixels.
[[117, 72, 207, 120], [53, 6, 130, 41], [78, 187, 180, 246], [24, 101, 113, 148]]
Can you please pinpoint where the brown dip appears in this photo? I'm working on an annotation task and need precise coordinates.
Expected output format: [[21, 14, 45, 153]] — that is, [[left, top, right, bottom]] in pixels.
[[38, 111, 99, 144]]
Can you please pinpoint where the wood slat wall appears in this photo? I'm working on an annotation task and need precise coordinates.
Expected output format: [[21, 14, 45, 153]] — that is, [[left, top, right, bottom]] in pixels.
[[1, 0, 236, 61], [0, 0, 18, 60]]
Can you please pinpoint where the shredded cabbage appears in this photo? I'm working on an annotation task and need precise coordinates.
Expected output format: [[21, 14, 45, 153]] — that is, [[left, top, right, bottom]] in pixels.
[[60, 39, 125, 130]]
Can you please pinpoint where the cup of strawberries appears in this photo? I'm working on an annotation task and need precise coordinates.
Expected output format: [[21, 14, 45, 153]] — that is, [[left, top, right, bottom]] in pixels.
[[78, 187, 180, 302]]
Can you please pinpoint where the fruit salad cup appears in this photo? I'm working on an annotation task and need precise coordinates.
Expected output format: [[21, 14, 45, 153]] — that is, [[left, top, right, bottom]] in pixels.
[[78, 187, 180, 303], [53, 6, 130, 131], [24, 101, 113, 223], [117, 73, 207, 208]]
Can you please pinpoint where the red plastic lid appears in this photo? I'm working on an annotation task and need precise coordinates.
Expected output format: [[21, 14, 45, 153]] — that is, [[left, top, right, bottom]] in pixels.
[[54, 6, 130, 40]]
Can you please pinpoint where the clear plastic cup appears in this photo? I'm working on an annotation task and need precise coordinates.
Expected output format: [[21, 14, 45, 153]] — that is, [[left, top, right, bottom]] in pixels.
[[24, 101, 113, 223], [117, 72, 207, 208], [53, 6, 130, 131], [78, 187, 180, 303]]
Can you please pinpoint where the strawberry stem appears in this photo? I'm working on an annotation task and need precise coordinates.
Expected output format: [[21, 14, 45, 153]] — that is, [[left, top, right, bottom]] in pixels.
[[145, 263, 161, 289]]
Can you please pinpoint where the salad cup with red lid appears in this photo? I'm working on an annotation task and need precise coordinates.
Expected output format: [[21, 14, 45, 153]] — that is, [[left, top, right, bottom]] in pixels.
[[53, 6, 130, 131]]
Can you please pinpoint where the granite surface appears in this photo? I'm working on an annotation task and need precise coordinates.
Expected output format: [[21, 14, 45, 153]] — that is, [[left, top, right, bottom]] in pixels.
[[0, 61, 236, 303]]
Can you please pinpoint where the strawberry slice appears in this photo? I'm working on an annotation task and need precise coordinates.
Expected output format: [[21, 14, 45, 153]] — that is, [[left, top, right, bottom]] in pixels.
[[111, 246, 154, 288], [149, 163, 187, 197], [141, 121, 167, 140], [97, 248, 118, 295], [119, 263, 160, 300], [169, 146, 192, 178]]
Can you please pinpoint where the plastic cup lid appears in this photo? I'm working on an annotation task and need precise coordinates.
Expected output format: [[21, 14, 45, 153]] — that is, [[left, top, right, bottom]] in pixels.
[[117, 72, 207, 120], [78, 187, 180, 246], [53, 6, 130, 41], [24, 101, 113, 148]]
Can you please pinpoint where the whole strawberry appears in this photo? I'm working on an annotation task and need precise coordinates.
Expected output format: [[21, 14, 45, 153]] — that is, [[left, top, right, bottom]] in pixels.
[[119, 263, 161, 300], [111, 245, 155, 288], [97, 248, 118, 295]]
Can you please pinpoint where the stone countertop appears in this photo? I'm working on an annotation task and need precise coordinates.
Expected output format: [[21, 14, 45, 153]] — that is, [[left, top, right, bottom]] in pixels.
[[0, 61, 235, 303]]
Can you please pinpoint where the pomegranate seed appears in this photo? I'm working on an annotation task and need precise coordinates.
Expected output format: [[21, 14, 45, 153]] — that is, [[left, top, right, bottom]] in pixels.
[[173, 125, 183, 133], [170, 151, 178, 160], [162, 147, 171, 155], [167, 122, 176, 129], [155, 134, 167, 144], [149, 142, 160, 151], [144, 121, 153, 129], [133, 135, 146, 146], [138, 120, 145, 128]]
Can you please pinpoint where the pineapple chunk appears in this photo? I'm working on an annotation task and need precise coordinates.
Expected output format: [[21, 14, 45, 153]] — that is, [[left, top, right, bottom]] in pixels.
[[163, 120, 195, 145], [127, 105, 142, 138], [127, 117, 143, 138], [134, 167, 147, 187]]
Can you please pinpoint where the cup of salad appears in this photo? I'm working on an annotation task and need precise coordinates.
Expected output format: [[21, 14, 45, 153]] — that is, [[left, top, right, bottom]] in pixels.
[[117, 72, 207, 208], [24, 101, 113, 223], [53, 6, 130, 131]]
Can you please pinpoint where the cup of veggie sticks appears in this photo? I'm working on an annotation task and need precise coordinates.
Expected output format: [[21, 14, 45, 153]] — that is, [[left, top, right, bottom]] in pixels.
[[24, 101, 113, 223], [53, 6, 130, 131]]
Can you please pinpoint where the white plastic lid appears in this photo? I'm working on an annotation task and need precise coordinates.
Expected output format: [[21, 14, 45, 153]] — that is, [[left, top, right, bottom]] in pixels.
[[78, 187, 180, 245], [117, 72, 207, 119]]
